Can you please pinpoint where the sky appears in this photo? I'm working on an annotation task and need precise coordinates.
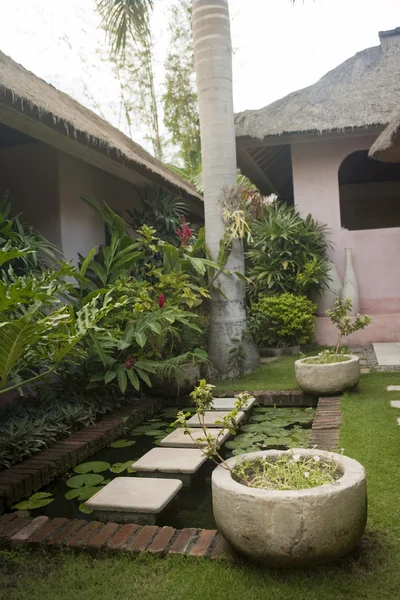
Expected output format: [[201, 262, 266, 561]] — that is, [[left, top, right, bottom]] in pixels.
[[0, 0, 399, 155]]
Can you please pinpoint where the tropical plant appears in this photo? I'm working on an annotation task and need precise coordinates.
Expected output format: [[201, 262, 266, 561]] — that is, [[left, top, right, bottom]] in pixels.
[[0, 191, 60, 274], [125, 185, 189, 243], [99, 0, 260, 379], [246, 201, 330, 299], [0, 249, 124, 395], [249, 293, 316, 348]]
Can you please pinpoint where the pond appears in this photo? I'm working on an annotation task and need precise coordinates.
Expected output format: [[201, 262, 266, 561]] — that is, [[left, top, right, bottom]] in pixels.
[[12, 405, 315, 530]]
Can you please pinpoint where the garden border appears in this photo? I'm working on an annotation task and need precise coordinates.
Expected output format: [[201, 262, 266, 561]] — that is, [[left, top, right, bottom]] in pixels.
[[214, 389, 316, 407], [308, 396, 342, 451], [0, 396, 164, 514]]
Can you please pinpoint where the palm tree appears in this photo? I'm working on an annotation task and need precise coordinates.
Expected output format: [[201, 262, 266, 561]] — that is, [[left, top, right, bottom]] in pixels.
[[97, 0, 260, 377]]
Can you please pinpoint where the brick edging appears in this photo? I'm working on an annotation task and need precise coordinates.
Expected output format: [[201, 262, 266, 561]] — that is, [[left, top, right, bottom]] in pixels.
[[308, 396, 342, 451], [0, 396, 164, 513], [0, 512, 232, 560], [213, 389, 316, 407]]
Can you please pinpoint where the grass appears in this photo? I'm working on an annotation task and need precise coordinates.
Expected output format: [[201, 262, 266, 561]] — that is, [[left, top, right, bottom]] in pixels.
[[213, 355, 300, 391], [2, 369, 400, 599]]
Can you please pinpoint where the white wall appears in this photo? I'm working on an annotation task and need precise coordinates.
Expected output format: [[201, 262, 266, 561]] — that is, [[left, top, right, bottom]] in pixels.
[[57, 152, 143, 263]]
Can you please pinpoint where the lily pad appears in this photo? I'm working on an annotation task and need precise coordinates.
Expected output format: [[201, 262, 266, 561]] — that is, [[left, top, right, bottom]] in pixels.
[[73, 461, 110, 474], [30, 492, 53, 500], [76, 486, 102, 501], [12, 493, 54, 511], [101, 479, 111, 485], [65, 488, 85, 500], [66, 474, 104, 488], [79, 503, 93, 515], [109, 461, 136, 474], [109, 439, 136, 448]]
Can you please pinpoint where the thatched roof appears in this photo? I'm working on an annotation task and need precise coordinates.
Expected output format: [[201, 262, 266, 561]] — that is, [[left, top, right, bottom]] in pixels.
[[369, 112, 400, 162], [0, 50, 202, 203], [236, 28, 400, 140]]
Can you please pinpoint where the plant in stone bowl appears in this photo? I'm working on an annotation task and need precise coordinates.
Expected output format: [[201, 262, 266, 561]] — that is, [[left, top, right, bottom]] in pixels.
[[173, 380, 367, 567], [295, 297, 372, 396]]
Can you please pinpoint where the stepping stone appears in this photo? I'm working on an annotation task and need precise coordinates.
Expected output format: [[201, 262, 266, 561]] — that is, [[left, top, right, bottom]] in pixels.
[[133, 448, 207, 487], [211, 397, 256, 411], [387, 386, 400, 391], [187, 411, 245, 428], [398, 418, 400, 426], [159, 427, 230, 449], [85, 477, 182, 526], [390, 401, 400, 408], [374, 343, 400, 367]]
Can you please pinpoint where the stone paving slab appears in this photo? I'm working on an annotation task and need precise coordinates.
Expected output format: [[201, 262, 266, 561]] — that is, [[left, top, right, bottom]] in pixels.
[[374, 343, 400, 366], [398, 418, 400, 426], [387, 386, 400, 391], [86, 477, 182, 525], [159, 428, 230, 448], [186, 411, 245, 428], [210, 397, 255, 412], [390, 400, 400, 408], [134, 448, 207, 474]]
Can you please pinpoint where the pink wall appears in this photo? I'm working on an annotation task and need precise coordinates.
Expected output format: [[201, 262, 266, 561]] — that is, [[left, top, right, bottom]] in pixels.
[[291, 135, 400, 316]]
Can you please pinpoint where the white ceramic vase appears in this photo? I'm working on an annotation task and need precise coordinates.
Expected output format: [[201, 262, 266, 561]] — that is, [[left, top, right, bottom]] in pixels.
[[316, 261, 342, 316], [340, 248, 359, 315]]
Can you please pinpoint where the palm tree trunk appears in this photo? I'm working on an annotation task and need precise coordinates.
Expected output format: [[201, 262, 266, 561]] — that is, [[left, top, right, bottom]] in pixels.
[[192, 0, 259, 378]]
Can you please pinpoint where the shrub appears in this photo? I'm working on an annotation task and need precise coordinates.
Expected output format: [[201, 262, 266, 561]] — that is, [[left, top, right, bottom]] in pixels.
[[249, 293, 316, 347], [246, 201, 330, 299]]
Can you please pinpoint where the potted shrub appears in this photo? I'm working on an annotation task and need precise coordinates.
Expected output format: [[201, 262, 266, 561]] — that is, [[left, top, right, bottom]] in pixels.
[[295, 298, 372, 396], [174, 381, 367, 567], [249, 293, 316, 356]]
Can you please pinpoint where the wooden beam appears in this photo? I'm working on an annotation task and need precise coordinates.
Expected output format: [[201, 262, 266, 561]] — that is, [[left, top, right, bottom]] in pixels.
[[236, 147, 279, 195]]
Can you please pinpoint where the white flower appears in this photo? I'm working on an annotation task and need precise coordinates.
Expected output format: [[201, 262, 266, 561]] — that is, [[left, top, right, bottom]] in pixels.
[[292, 454, 301, 462], [314, 455, 321, 463], [304, 472, 310, 479]]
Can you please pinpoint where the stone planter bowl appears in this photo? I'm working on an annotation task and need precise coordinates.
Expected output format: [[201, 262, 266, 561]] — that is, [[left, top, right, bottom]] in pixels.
[[212, 448, 367, 567], [295, 354, 360, 396], [150, 362, 201, 397]]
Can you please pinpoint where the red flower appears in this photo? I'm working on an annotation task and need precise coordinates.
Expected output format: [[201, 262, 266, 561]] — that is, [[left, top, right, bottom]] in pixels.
[[177, 217, 193, 247], [124, 358, 136, 369], [158, 293, 165, 309]]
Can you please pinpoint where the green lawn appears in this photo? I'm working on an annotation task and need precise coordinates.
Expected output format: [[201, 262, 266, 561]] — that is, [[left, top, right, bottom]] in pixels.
[[2, 370, 400, 600], [213, 355, 300, 391]]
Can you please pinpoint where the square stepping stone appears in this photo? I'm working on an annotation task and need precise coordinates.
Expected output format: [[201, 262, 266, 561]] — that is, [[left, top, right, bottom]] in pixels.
[[387, 386, 400, 392], [390, 401, 400, 408], [374, 343, 400, 367], [159, 427, 230, 449], [134, 448, 207, 487], [398, 418, 400, 426], [187, 410, 245, 428], [85, 477, 182, 525], [211, 397, 256, 411]]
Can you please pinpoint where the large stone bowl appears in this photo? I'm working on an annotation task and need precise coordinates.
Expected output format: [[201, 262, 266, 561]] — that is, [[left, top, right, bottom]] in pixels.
[[212, 448, 367, 567], [295, 354, 360, 396]]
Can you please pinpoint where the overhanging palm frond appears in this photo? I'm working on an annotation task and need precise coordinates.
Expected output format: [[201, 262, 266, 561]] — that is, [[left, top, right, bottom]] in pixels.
[[96, 0, 153, 57]]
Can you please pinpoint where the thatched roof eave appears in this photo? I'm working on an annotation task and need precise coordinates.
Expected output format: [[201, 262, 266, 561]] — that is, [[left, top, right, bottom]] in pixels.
[[0, 50, 202, 206]]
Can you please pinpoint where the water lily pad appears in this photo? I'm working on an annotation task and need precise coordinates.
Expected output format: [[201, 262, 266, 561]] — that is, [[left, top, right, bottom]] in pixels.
[[79, 503, 93, 515], [76, 486, 102, 501], [144, 430, 166, 437], [66, 474, 104, 488], [65, 488, 84, 500], [109, 461, 136, 474], [101, 479, 111, 485], [109, 439, 136, 448], [30, 492, 53, 500], [73, 461, 110, 474], [12, 494, 54, 510]]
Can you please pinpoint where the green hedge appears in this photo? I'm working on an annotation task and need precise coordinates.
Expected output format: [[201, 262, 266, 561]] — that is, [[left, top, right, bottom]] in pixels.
[[249, 293, 316, 348]]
